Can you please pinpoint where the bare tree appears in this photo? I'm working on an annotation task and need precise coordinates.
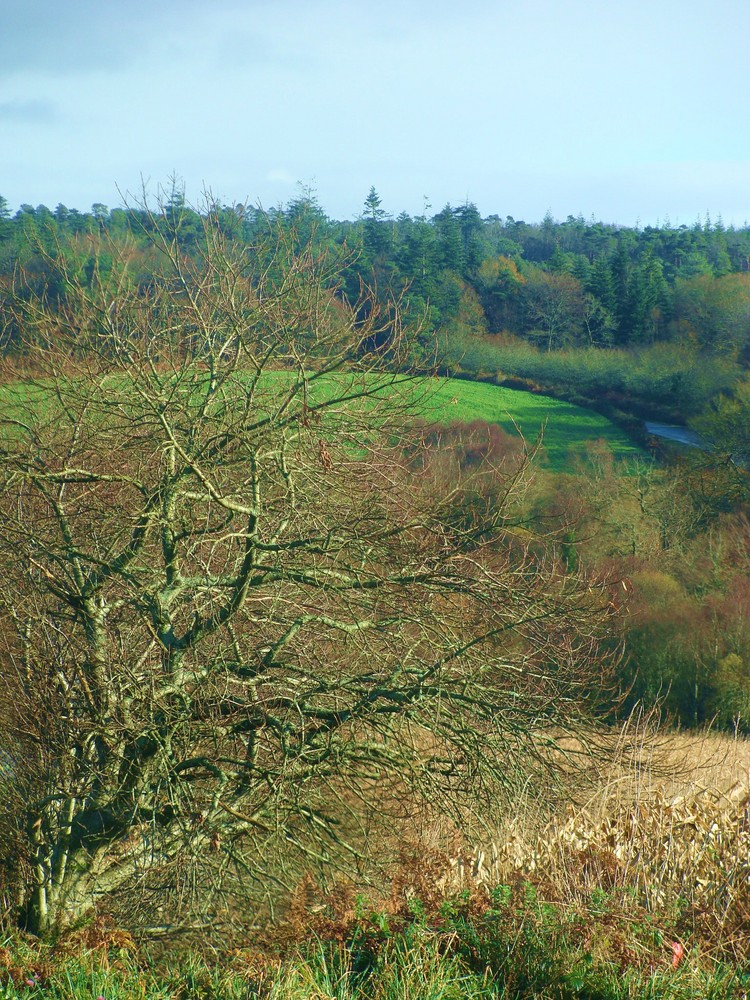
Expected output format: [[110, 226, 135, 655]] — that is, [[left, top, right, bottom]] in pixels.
[[522, 270, 586, 351], [0, 199, 615, 937]]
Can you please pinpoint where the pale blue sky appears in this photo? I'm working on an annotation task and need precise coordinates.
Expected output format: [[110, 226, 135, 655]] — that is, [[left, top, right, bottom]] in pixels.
[[2, 0, 749, 225]]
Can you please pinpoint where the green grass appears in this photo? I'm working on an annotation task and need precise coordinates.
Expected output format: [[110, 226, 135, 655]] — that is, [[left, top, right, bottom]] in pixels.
[[0, 370, 643, 475], [0, 917, 740, 1000], [418, 377, 643, 471], [240, 370, 644, 471]]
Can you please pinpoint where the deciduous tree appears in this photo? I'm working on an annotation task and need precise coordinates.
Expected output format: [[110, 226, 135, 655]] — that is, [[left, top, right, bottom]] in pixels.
[[0, 198, 614, 938]]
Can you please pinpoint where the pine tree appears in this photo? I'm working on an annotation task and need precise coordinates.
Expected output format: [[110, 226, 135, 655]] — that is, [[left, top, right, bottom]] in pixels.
[[362, 186, 390, 262]]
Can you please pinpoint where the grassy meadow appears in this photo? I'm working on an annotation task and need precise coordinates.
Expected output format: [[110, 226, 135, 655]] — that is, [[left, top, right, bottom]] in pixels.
[[0, 369, 644, 475], [417, 377, 643, 471]]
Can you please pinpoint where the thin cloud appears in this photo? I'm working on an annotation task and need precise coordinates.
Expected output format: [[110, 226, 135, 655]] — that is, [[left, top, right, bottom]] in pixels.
[[0, 0, 204, 77], [0, 99, 56, 124], [1, 0, 748, 224], [266, 168, 295, 184]]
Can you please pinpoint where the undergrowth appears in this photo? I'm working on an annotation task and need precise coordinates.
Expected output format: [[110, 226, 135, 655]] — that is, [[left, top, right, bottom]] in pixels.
[[0, 860, 746, 999], [3, 733, 750, 998]]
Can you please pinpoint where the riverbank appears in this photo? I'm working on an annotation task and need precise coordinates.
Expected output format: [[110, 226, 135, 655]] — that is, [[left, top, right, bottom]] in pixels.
[[431, 334, 741, 453]]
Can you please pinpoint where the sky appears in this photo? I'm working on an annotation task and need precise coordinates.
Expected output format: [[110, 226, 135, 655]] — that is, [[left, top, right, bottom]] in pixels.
[[2, 0, 749, 227]]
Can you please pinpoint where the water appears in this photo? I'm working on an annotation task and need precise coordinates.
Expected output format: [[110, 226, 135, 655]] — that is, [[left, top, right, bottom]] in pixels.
[[644, 421, 703, 449]]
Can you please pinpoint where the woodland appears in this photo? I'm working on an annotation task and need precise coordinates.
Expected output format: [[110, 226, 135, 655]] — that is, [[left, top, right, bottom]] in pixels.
[[1, 186, 750, 997]]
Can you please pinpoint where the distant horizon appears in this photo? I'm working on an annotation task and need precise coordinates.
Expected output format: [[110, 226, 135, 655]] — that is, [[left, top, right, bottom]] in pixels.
[[4, 184, 748, 233]]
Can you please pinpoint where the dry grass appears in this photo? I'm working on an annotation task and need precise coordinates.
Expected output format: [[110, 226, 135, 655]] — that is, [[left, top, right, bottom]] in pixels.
[[449, 722, 750, 965]]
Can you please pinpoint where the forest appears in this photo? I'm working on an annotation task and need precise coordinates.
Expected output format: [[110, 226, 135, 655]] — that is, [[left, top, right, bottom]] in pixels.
[[3, 185, 750, 420], [4, 188, 750, 347], [2, 187, 750, 997]]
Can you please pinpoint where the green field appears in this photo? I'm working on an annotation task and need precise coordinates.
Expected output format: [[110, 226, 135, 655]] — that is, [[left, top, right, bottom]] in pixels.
[[280, 371, 643, 470], [0, 371, 642, 474], [411, 376, 643, 471]]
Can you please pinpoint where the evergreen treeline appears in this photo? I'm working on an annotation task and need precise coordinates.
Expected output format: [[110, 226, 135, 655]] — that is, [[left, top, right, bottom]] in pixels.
[[2, 187, 749, 356]]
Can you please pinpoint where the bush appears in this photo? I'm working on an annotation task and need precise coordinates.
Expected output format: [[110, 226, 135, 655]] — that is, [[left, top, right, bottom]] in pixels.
[[439, 332, 741, 422]]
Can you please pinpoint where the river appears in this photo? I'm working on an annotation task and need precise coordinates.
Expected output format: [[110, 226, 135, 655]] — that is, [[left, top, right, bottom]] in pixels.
[[644, 421, 704, 449]]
